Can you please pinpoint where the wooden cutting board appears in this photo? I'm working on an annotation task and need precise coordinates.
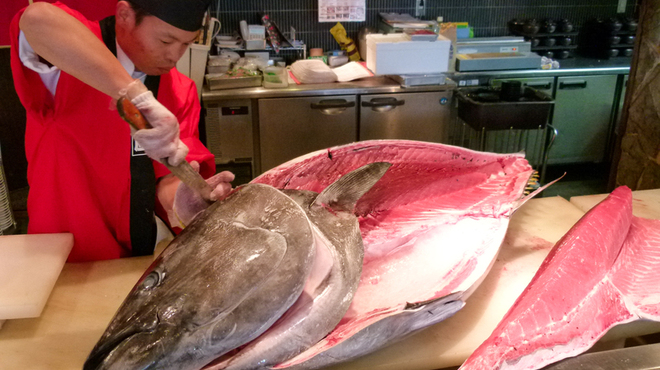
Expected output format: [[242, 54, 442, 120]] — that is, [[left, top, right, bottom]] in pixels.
[[0, 233, 73, 322]]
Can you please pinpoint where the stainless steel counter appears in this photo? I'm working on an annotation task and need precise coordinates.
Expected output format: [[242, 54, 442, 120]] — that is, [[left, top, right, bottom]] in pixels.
[[201, 57, 630, 102], [202, 76, 456, 100], [451, 56, 631, 83]]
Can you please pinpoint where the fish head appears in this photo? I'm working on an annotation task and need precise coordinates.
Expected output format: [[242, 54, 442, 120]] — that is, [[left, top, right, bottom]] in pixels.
[[84, 235, 242, 370], [85, 183, 317, 370]]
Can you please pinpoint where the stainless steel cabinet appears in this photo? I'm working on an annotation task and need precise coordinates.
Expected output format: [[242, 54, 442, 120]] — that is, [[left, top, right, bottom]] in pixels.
[[204, 99, 254, 164], [258, 95, 358, 173], [549, 75, 618, 164], [359, 91, 452, 143]]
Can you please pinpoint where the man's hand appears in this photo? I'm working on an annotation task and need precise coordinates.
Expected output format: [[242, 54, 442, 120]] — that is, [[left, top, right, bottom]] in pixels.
[[168, 161, 235, 228], [130, 90, 189, 166]]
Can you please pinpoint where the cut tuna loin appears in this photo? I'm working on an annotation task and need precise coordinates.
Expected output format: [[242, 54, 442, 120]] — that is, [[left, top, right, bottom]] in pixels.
[[460, 186, 660, 370]]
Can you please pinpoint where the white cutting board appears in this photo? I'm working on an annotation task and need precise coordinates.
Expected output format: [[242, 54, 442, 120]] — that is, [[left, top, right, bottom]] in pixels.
[[0, 233, 74, 322]]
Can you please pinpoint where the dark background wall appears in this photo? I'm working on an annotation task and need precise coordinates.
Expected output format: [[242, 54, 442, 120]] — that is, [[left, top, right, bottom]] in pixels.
[[211, 0, 637, 52]]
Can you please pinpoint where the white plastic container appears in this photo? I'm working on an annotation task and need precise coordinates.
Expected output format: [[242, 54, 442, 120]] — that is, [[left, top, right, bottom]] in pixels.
[[262, 66, 289, 88], [366, 33, 451, 75]]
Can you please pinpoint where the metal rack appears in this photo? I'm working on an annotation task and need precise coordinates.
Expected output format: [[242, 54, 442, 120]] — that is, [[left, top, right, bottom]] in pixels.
[[217, 41, 307, 62], [450, 120, 557, 184], [450, 87, 557, 183]]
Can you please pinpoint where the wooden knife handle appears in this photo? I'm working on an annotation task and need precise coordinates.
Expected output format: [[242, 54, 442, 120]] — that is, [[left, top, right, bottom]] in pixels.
[[117, 97, 215, 204], [118, 97, 151, 130]]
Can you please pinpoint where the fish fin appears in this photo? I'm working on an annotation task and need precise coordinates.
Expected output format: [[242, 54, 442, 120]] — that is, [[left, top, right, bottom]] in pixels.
[[512, 173, 566, 213], [313, 162, 391, 212]]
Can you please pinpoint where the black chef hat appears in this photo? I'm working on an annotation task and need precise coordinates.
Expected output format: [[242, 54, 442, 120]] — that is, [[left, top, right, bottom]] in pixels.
[[130, 0, 211, 31]]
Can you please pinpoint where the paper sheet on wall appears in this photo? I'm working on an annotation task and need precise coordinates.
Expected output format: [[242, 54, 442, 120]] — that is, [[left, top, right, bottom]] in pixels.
[[318, 0, 365, 22]]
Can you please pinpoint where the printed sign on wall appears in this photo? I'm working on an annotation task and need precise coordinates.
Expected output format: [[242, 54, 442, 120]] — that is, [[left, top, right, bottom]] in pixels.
[[318, 0, 365, 22]]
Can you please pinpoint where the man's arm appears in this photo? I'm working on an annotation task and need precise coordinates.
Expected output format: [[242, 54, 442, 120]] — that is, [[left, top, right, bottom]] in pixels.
[[19, 2, 140, 100]]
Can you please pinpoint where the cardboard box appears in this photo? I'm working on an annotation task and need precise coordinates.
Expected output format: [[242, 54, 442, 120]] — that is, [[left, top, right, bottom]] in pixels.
[[366, 33, 451, 75]]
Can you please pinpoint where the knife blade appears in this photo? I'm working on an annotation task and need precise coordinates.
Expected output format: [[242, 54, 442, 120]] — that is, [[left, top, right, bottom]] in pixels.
[[117, 97, 215, 204]]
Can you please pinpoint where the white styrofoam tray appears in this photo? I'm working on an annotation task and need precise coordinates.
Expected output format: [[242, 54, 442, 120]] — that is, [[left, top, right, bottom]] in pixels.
[[366, 33, 451, 75]]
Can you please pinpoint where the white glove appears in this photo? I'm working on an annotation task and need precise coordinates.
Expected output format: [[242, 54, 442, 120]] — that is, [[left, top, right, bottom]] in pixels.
[[130, 91, 189, 166], [168, 161, 235, 228]]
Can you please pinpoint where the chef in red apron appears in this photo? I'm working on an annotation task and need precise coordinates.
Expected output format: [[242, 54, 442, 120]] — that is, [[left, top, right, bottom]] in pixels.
[[10, 0, 233, 262]]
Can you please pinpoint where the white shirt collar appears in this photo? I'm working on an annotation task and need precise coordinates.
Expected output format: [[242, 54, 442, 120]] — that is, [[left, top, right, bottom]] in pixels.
[[116, 41, 147, 82]]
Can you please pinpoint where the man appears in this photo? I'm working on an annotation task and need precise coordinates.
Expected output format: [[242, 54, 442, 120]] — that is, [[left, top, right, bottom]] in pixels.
[[10, 0, 233, 262]]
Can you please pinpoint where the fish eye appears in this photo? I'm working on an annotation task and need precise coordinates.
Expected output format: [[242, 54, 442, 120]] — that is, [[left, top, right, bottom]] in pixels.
[[142, 271, 162, 290]]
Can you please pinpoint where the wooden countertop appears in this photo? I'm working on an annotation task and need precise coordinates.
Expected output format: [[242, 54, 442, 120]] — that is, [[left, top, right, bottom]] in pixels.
[[1, 191, 658, 370]]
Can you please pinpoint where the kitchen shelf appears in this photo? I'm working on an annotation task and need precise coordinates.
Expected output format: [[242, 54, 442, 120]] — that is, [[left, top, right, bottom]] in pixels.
[[601, 43, 636, 48], [217, 42, 307, 59], [512, 31, 578, 38], [531, 45, 578, 51], [612, 30, 637, 36]]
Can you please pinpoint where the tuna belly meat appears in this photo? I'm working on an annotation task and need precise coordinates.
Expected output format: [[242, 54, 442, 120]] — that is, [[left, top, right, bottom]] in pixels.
[[253, 140, 535, 369], [460, 186, 660, 370], [276, 216, 509, 369]]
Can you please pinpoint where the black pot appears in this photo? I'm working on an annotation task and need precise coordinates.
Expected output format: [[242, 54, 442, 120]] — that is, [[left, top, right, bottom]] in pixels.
[[543, 37, 556, 47], [624, 18, 638, 32], [624, 35, 635, 44], [543, 50, 554, 58], [558, 19, 574, 33], [508, 19, 524, 33], [530, 38, 541, 47], [542, 19, 557, 33], [607, 48, 620, 58], [608, 35, 621, 45], [523, 19, 540, 34], [623, 48, 634, 57], [605, 18, 623, 32], [559, 37, 572, 46], [557, 49, 571, 59]]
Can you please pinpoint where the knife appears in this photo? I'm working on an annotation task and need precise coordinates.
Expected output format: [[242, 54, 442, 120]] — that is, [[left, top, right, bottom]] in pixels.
[[116, 97, 215, 204]]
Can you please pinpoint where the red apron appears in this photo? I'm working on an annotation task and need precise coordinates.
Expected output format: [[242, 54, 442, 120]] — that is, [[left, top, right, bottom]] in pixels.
[[10, 3, 215, 262]]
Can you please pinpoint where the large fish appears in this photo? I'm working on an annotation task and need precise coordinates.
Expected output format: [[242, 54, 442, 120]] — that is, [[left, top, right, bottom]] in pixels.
[[84, 163, 389, 370], [249, 140, 536, 369], [459, 186, 660, 370], [208, 163, 391, 369]]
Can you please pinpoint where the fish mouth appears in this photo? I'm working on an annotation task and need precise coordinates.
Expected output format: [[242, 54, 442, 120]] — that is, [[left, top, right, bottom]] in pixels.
[[83, 328, 144, 370], [84, 312, 161, 370]]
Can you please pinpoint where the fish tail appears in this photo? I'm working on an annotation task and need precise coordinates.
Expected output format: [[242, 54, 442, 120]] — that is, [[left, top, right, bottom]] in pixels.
[[513, 172, 566, 213]]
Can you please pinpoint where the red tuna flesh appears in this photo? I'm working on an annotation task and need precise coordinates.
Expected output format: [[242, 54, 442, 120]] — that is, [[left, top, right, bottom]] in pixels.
[[460, 186, 660, 370], [249, 140, 534, 368]]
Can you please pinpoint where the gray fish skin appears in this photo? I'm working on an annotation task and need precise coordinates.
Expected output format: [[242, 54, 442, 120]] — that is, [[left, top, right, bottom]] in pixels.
[[84, 184, 316, 370], [284, 292, 465, 370], [218, 163, 392, 370]]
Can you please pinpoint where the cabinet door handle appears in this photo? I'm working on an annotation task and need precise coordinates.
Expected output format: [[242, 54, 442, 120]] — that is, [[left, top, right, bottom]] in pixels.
[[559, 80, 588, 89], [361, 97, 405, 112], [311, 99, 355, 115], [525, 82, 552, 90], [310, 100, 356, 109]]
